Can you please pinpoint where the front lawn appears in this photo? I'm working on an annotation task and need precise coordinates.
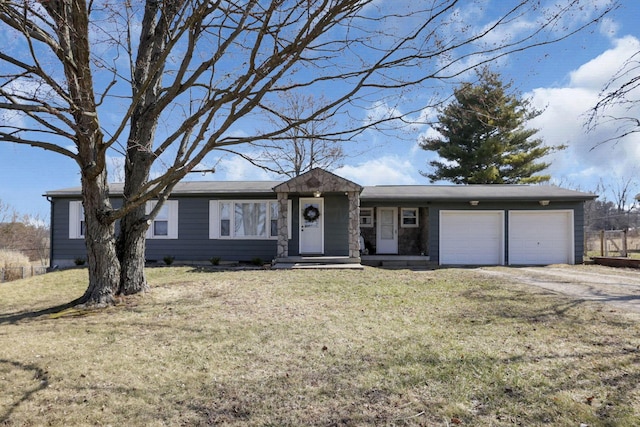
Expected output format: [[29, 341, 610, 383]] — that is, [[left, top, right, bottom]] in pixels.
[[1, 267, 639, 426]]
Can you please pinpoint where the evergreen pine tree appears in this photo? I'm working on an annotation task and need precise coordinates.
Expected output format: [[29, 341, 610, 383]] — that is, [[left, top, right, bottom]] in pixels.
[[421, 69, 563, 184]]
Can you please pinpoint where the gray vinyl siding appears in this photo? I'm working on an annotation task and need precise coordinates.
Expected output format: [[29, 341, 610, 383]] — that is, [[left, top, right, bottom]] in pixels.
[[50, 198, 127, 266], [428, 201, 587, 265], [148, 196, 278, 263], [50, 196, 281, 266], [50, 198, 87, 266], [323, 194, 350, 256]]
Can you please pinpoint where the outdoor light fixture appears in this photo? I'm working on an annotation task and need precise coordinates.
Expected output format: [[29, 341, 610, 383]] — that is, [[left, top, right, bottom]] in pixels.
[[313, 191, 321, 198], [539, 200, 550, 206], [469, 200, 479, 206]]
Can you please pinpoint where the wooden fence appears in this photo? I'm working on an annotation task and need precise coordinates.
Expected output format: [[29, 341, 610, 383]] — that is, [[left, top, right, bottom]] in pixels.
[[584, 229, 640, 258], [0, 266, 48, 283]]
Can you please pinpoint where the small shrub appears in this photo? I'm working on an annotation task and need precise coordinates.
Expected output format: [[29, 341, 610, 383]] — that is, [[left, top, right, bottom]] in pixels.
[[74, 257, 86, 266], [251, 257, 264, 266], [163, 256, 175, 265], [0, 249, 31, 282], [209, 257, 221, 266]]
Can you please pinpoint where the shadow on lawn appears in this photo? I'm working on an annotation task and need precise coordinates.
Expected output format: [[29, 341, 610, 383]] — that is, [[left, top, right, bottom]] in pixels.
[[0, 359, 49, 424], [0, 299, 82, 325]]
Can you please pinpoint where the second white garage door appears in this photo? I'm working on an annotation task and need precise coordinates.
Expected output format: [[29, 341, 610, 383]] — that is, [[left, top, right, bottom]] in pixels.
[[508, 210, 574, 265], [439, 211, 504, 265]]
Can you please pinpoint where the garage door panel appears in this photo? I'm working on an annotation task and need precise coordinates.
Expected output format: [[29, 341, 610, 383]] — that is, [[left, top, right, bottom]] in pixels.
[[440, 211, 504, 265], [509, 211, 573, 265]]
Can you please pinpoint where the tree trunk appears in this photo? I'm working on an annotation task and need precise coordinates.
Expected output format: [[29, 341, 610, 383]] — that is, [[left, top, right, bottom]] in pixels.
[[79, 176, 120, 306], [117, 202, 150, 295], [116, 147, 154, 295]]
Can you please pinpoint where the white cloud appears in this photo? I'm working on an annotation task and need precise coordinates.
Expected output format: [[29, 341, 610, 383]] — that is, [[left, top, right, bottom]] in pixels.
[[335, 156, 419, 185], [568, 35, 640, 90], [215, 154, 273, 181], [363, 100, 404, 127], [599, 17, 620, 38], [527, 35, 640, 191]]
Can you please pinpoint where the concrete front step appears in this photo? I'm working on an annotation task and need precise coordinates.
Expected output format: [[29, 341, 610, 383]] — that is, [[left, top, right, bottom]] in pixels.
[[271, 262, 364, 270], [274, 256, 360, 264]]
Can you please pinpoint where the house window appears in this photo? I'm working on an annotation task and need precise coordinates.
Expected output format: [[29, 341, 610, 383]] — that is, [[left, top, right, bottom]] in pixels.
[[210, 200, 290, 239], [146, 200, 179, 239], [360, 208, 373, 227], [234, 202, 268, 237], [153, 205, 169, 236], [69, 201, 85, 239], [220, 202, 231, 237], [401, 208, 419, 228]]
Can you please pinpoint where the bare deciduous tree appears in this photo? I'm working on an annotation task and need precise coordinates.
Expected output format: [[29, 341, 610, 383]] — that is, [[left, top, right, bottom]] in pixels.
[[0, 200, 49, 265], [245, 92, 347, 177], [587, 48, 640, 144], [0, 0, 617, 305]]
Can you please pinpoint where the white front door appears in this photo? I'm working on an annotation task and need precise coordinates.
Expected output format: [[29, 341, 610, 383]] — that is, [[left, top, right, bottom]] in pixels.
[[299, 198, 324, 254], [376, 207, 398, 254]]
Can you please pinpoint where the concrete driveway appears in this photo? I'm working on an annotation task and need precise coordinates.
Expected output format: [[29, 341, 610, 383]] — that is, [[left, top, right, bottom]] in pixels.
[[476, 264, 640, 315]]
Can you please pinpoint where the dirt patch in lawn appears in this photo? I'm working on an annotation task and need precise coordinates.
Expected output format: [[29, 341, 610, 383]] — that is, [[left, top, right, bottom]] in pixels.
[[476, 264, 640, 315]]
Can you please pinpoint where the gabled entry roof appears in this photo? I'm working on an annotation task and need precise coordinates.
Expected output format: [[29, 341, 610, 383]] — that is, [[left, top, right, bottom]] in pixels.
[[273, 168, 363, 194]]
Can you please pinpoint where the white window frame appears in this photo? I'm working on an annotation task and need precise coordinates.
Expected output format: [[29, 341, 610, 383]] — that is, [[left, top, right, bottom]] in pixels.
[[209, 199, 292, 240], [360, 208, 374, 228], [145, 200, 179, 239], [401, 207, 419, 228], [69, 200, 85, 239]]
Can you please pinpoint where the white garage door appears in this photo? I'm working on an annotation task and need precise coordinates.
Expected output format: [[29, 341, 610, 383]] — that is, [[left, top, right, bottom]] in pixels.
[[508, 210, 574, 265], [439, 211, 504, 265]]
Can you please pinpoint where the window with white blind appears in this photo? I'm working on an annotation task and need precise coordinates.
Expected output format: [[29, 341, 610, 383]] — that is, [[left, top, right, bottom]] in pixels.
[[146, 200, 179, 239], [209, 200, 291, 239]]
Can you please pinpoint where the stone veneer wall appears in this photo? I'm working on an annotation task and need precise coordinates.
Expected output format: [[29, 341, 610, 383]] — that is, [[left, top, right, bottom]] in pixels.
[[276, 192, 289, 258], [360, 207, 429, 255], [347, 191, 360, 258]]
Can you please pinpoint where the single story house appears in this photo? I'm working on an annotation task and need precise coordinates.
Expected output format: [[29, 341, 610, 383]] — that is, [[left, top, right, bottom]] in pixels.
[[45, 168, 596, 267]]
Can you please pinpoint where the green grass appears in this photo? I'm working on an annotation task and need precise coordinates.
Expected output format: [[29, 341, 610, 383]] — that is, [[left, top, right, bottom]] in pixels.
[[1, 266, 639, 426]]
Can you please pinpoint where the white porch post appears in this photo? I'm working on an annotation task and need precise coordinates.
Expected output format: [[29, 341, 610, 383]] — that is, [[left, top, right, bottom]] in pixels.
[[276, 192, 289, 259]]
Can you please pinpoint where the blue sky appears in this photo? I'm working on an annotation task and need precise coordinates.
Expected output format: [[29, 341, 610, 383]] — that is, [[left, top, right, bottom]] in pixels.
[[1, 0, 639, 219]]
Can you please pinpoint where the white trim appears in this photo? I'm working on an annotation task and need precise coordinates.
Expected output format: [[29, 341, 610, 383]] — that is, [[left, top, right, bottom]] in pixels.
[[209, 200, 219, 239], [400, 207, 419, 228], [69, 201, 84, 239], [167, 201, 179, 238], [146, 200, 179, 239]]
